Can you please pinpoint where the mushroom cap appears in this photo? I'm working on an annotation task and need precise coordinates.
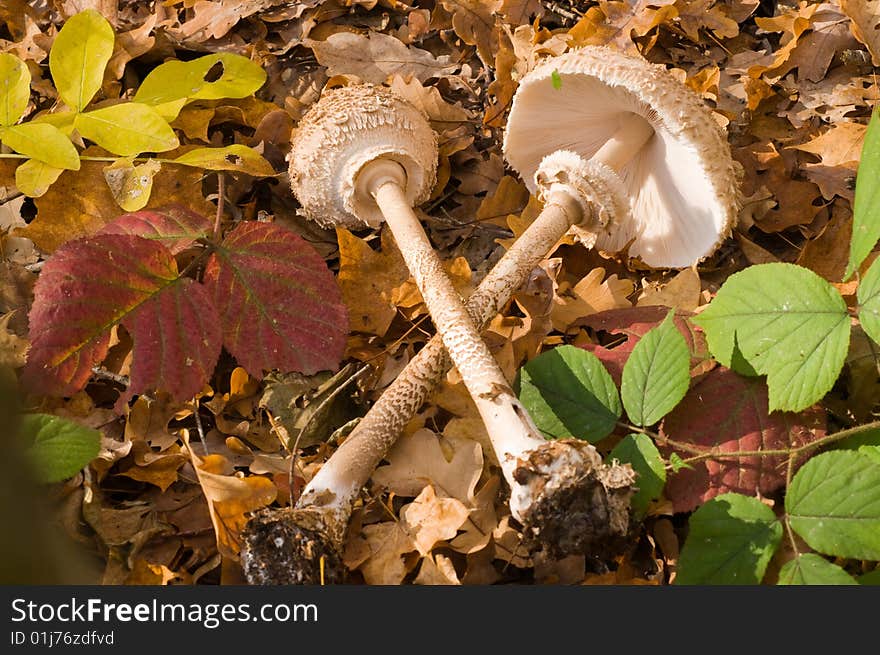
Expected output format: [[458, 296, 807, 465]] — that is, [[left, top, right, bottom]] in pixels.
[[503, 46, 740, 268], [289, 84, 438, 229]]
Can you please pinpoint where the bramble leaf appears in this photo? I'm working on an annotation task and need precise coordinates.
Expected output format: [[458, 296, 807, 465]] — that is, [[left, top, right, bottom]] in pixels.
[[676, 493, 782, 585], [15, 159, 64, 197], [0, 52, 30, 126], [608, 433, 665, 518], [777, 554, 858, 585], [857, 255, 880, 345], [96, 205, 213, 254], [660, 368, 825, 513], [48, 9, 114, 112], [514, 344, 622, 441], [847, 109, 880, 280], [786, 450, 880, 560], [20, 413, 101, 483], [172, 145, 275, 176], [202, 222, 348, 377], [75, 104, 179, 156], [1, 123, 80, 169], [620, 310, 690, 426], [23, 233, 221, 402], [693, 263, 849, 412]]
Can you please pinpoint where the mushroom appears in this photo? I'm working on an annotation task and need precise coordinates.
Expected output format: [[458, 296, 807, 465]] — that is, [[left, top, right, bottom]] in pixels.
[[242, 49, 740, 583], [504, 45, 739, 268]]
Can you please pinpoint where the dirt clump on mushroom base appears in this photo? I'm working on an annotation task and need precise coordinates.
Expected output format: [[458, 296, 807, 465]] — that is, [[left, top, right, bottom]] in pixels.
[[512, 440, 637, 561], [241, 507, 345, 585]]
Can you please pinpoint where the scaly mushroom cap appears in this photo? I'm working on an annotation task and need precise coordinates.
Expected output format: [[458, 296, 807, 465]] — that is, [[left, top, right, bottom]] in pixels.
[[289, 84, 438, 228], [503, 46, 740, 268]]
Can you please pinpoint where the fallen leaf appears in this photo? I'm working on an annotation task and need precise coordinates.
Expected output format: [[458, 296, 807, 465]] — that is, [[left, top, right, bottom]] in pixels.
[[372, 428, 483, 504], [401, 485, 469, 555], [0, 311, 27, 367], [440, 0, 502, 64], [551, 267, 634, 333], [344, 520, 416, 585], [414, 553, 461, 585], [636, 268, 702, 311], [309, 31, 457, 84], [791, 122, 867, 167], [186, 438, 277, 559], [840, 0, 880, 66], [336, 227, 409, 336]]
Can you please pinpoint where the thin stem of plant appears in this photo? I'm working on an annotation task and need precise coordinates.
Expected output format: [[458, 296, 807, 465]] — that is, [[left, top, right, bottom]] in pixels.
[[213, 172, 225, 242]]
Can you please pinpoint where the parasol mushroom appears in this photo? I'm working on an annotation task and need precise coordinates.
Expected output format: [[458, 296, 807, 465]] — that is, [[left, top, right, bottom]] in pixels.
[[504, 45, 740, 268], [242, 48, 740, 583]]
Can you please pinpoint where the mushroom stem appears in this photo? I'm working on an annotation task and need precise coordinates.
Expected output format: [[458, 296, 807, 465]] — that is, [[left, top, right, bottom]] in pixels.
[[591, 112, 654, 171], [364, 158, 548, 485]]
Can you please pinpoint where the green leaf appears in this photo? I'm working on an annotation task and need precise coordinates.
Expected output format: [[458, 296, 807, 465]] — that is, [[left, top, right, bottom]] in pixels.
[[693, 263, 849, 412], [608, 433, 665, 518], [847, 109, 880, 280], [133, 53, 266, 109], [859, 569, 880, 585], [48, 9, 114, 111], [777, 554, 858, 585], [0, 52, 30, 126], [786, 450, 880, 560], [620, 310, 689, 426], [514, 344, 621, 441], [103, 158, 162, 211], [172, 145, 275, 176], [668, 452, 693, 472], [858, 255, 880, 345], [675, 493, 782, 585], [551, 70, 562, 90], [20, 413, 101, 483], [832, 427, 880, 464], [0, 123, 80, 169], [15, 159, 64, 197], [75, 103, 179, 156]]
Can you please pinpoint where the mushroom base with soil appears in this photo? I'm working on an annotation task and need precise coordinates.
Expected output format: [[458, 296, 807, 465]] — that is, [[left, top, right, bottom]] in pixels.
[[512, 440, 636, 560], [242, 506, 346, 585]]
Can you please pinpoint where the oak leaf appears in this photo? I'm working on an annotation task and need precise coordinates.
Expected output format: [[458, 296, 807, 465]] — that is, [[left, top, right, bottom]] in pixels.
[[309, 31, 456, 85], [440, 0, 501, 64], [371, 428, 483, 504], [841, 0, 880, 65], [401, 485, 470, 555]]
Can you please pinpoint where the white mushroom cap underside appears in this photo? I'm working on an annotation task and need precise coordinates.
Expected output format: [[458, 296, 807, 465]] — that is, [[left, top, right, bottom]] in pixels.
[[503, 46, 739, 268], [289, 84, 438, 228]]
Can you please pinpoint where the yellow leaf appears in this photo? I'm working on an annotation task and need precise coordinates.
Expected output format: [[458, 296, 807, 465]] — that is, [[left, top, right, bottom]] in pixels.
[[172, 145, 275, 176], [1, 123, 80, 169], [75, 103, 179, 156], [14, 159, 64, 198], [48, 9, 115, 111], [103, 158, 162, 211]]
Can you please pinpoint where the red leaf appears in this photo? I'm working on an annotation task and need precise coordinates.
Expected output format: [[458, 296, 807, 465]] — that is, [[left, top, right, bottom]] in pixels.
[[659, 368, 826, 513], [120, 277, 222, 405], [202, 222, 348, 376], [97, 205, 213, 255], [24, 234, 221, 403], [580, 307, 711, 385]]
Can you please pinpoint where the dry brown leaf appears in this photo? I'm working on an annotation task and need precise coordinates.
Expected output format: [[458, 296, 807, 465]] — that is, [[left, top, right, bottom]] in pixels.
[[371, 428, 483, 504], [118, 442, 187, 492], [551, 266, 634, 333], [414, 553, 461, 585], [185, 441, 277, 559], [401, 485, 469, 555], [309, 31, 457, 85], [440, 0, 501, 64], [796, 204, 852, 282], [0, 311, 27, 368], [841, 0, 880, 66], [345, 521, 416, 585], [475, 175, 529, 227], [388, 75, 473, 133], [791, 122, 867, 167], [336, 227, 409, 336], [637, 268, 701, 311]]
